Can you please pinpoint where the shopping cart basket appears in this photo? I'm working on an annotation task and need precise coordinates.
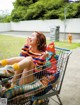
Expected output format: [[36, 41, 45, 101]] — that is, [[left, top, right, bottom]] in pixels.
[[0, 47, 72, 105]]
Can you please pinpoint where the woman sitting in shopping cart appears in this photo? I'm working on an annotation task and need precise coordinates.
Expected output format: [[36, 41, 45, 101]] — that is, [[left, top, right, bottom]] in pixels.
[[0, 31, 48, 86]]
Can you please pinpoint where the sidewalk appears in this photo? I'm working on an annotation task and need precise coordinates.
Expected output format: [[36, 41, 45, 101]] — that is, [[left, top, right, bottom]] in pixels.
[[49, 47, 80, 105], [0, 31, 80, 43]]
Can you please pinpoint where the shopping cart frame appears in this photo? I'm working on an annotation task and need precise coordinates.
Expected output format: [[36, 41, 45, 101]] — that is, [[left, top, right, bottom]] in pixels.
[[0, 47, 72, 105], [32, 47, 72, 105]]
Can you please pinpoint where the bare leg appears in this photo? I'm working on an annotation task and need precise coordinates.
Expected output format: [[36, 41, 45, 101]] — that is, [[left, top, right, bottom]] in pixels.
[[0, 56, 25, 66], [6, 56, 25, 65], [12, 56, 35, 85]]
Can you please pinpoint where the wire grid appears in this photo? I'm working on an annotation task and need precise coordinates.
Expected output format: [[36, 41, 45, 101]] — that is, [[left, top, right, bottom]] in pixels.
[[0, 47, 72, 105]]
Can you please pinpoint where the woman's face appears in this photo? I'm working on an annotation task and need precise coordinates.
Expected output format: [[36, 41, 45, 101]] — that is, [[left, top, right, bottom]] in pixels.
[[29, 32, 37, 46]]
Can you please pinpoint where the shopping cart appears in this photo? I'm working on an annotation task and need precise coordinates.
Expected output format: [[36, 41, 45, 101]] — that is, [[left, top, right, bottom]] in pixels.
[[0, 47, 72, 105]]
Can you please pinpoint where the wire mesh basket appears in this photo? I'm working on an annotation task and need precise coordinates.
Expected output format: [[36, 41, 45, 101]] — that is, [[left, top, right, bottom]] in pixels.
[[0, 47, 72, 105]]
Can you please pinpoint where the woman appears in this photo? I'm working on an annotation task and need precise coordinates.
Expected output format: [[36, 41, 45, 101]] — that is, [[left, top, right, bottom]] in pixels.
[[0, 31, 48, 86]]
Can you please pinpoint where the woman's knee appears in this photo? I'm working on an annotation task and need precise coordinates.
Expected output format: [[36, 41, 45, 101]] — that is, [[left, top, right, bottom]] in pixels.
[[24, 56, 34, 66], [25, 56, 33, 63]]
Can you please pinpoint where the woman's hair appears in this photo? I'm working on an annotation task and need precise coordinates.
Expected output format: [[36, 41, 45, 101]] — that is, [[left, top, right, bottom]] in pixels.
[[35, 31, 46, 51]]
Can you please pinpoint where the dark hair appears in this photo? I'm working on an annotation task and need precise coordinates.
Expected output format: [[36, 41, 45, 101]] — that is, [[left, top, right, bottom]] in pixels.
[[35, 31, 46, 51]]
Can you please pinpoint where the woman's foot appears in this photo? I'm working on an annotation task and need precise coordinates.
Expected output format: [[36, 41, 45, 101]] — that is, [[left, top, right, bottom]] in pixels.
[[0, 65, 14, 77]]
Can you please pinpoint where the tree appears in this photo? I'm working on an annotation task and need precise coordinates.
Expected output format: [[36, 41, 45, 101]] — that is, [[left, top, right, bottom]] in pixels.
[[9, 0, 80, 22], [32, 0, 38, 3]]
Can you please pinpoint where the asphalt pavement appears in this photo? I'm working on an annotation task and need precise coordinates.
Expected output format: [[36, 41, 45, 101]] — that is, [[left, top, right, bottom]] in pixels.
[[49, 47, 80, 105], [0, 31, 80, 43]]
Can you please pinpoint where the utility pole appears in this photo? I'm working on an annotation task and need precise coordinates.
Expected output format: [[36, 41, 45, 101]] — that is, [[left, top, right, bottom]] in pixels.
[[64, 7, 67, 41], [63, 0, 79, 41]]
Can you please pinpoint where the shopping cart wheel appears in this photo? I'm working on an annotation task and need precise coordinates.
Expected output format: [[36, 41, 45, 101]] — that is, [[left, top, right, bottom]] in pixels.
[[38, 98, 49, 105], [44, 98, 49, 105], [32, 98, 49, 105]]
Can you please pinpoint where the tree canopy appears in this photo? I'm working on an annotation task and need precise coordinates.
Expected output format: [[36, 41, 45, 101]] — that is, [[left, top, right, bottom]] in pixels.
[[1, 0, 80, 22]]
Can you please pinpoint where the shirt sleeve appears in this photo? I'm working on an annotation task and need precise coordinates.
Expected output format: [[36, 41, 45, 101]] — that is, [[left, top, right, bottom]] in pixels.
[[20, 45, 29, 57]]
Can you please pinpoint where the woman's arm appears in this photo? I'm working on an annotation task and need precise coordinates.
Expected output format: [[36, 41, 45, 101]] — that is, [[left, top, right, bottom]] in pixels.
[[25, 37, 31, 46]]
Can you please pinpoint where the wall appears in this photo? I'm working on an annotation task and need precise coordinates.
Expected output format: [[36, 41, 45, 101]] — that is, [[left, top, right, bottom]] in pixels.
[[65, 18, 80, 33], [10, 18, 80, 33], [11, 20, 63, 32], [0, 19, 80, 39], [0, 23, 11, 32]]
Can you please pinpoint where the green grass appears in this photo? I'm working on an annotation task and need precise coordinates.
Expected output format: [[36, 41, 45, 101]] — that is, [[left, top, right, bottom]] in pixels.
[[47, 40, 80, 49], [0, 35, 80, 59], [54, 41, 80, 49], [0, 35, 25, 59]]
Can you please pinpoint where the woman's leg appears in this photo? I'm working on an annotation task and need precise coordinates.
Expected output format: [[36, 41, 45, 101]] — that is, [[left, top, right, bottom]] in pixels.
[[0, 56, 26, 78], [0, 56, 25, 66], [12, 56, 35, 85]]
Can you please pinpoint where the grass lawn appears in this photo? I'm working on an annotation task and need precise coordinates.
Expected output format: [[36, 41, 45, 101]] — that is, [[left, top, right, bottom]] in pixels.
[[54, 41, 80, 49], [0, 35, 80, 59]]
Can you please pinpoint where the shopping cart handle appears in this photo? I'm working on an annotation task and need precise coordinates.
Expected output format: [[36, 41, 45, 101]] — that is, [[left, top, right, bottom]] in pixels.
[[55, 47, 72, 55], [55, 47, 70, 51]]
